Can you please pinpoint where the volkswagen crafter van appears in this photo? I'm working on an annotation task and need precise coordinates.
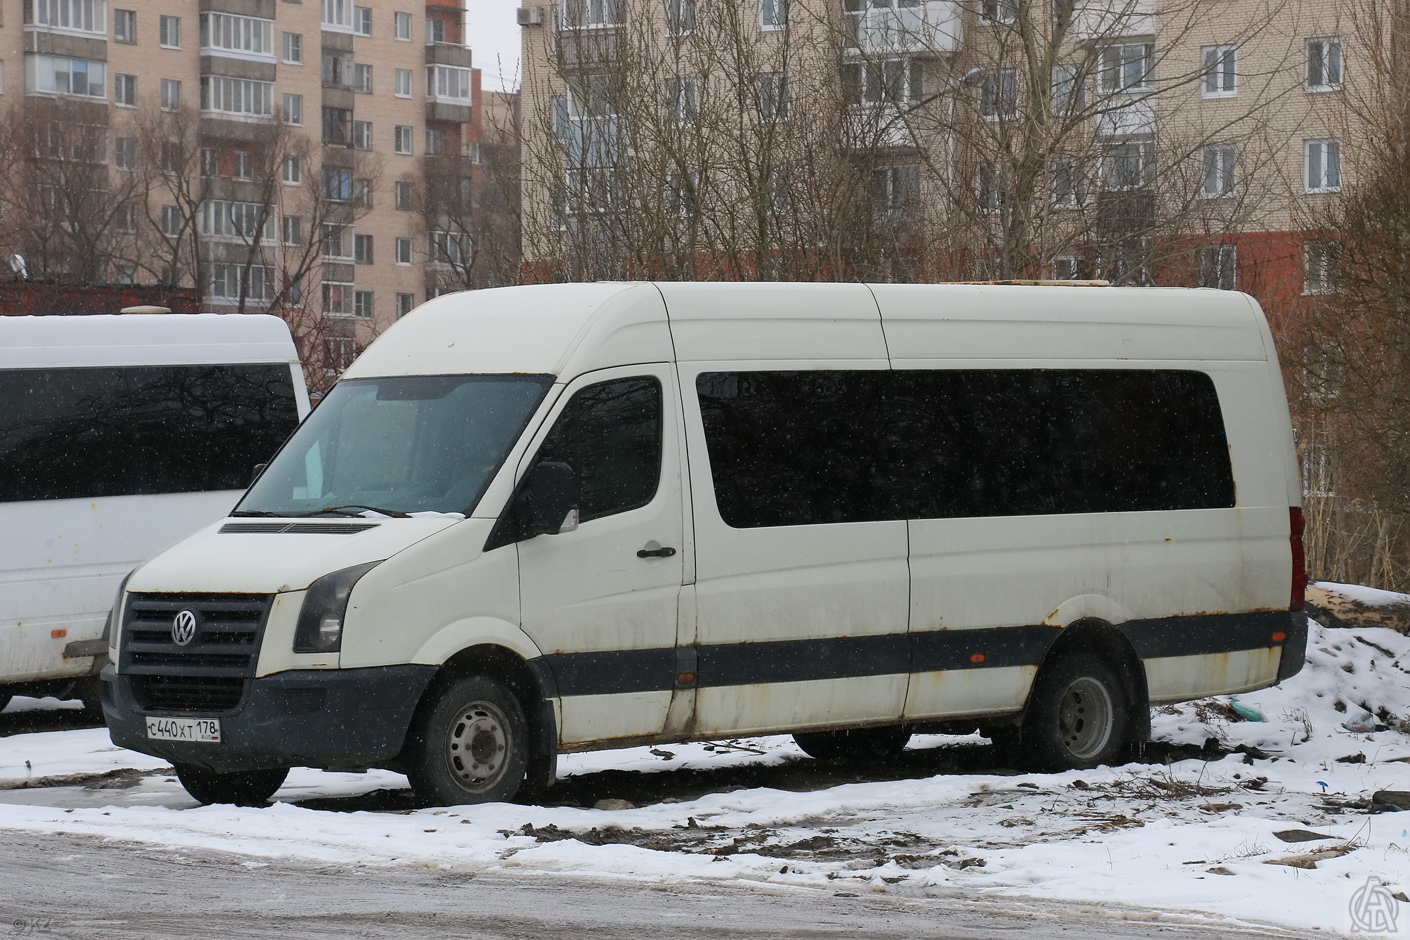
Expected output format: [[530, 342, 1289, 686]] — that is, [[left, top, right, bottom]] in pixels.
[[1, 313, 307, 715], [101, 283, 1307, 805]]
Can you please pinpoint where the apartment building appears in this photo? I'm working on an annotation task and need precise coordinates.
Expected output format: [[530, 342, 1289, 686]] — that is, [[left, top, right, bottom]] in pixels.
[[516, 0, 1361, 325], [1, 0, 483, 369]]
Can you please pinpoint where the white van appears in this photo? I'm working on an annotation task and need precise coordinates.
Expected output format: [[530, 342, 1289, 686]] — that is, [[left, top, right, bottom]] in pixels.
[[101, 283, 1306, 806], [0, 313, 307, 713]]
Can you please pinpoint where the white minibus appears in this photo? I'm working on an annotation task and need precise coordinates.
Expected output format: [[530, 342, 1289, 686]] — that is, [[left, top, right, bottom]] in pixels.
[[0, 313, 307, 713], [101, 283, 1306, 805]]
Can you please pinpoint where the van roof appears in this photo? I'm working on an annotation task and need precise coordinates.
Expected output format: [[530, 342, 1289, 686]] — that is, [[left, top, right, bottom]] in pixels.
[[0, 313, 299, 369], [343, 282, 1269, 380]]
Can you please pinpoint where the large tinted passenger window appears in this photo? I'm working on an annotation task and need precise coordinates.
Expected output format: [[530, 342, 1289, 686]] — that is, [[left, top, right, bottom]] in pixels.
[[0, 365, 299, 503], [696, 369, 1234, 528], [535, 377, 662, 522]]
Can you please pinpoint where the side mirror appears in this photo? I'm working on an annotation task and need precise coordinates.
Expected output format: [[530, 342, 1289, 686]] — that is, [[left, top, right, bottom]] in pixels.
[[522, 461, 579, 538], [250, 463, 268, 487]]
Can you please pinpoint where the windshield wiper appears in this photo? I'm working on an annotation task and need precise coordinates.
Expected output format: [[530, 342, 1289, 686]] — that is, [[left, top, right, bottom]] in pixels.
[[296, 505, 412, 519], [230, 510, 283, 517]]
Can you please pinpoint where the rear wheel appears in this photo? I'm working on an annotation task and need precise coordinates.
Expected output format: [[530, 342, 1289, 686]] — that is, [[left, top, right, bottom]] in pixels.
[[792, 726, 911, 765], [404, 674, 530, 806], [174, 764, 288, 806], [1021, 653, 1129, 771]]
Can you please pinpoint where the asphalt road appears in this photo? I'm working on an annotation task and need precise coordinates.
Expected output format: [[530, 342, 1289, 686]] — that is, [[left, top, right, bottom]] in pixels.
[[2, 831, 1320, 940]]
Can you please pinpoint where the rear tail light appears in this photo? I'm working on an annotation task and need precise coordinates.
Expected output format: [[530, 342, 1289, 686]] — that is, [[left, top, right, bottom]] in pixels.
[[1289, 507, 1307, 610]]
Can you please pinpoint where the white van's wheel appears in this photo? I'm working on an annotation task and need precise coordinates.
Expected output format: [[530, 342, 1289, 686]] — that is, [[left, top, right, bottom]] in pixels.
[[174, 764, 288, 805], [1022, 653, 1129, 771], [405, 674, 530, 806], [792, 726, 910, 765]]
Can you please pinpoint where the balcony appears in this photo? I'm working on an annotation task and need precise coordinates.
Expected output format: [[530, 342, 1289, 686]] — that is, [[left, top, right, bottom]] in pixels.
[[845, 1, 960, 58], [1070, 0, 1153, 41], [425, 41, 472, 69], [844, 105, 916, 151]]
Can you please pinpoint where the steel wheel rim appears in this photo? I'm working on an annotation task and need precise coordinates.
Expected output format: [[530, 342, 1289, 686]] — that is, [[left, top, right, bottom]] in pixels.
[[445, 699, 511, 793], [1057, 676, 1114, 761]]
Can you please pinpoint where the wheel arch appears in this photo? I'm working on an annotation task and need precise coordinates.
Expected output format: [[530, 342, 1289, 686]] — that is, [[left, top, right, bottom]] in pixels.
[[1033, 618, 1151, 757]]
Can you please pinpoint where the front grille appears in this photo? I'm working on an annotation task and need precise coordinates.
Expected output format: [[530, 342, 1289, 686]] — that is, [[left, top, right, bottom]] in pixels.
[[120, 593, 272, 679], [131, 675, 247, 713]]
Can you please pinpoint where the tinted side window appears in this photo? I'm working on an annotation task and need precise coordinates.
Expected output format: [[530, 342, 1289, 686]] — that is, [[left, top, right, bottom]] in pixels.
[[0, 364, 299, 503], [696, 369, 1234, 528], [535, 377, 662, 522]]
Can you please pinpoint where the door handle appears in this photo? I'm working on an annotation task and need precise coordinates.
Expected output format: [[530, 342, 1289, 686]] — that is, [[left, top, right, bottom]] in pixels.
[[637, 545, 677, 558]]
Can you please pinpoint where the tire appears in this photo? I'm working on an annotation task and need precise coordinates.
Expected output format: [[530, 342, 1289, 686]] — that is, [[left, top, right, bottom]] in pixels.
[[792, 725, 911, 765], [404, 674, 530, 806], [1021, 652, 1130, 771], [175, 764, 288, 806]]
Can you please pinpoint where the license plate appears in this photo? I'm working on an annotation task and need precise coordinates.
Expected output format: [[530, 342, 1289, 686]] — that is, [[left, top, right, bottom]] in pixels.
[[146, 717, 221, 743]]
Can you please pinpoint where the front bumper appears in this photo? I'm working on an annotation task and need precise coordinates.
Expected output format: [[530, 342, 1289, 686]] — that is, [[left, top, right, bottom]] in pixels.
[[101, 663, 437, 773]]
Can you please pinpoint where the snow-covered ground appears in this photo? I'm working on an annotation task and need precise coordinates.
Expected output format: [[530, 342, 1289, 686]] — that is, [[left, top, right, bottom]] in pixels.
[[2, 617, 1409, 937]]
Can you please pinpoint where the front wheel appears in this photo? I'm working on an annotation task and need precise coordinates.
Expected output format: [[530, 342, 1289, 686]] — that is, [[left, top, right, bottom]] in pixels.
[[792, 725, 911, 765], [1021, 652, 1130, 771], [174, 764, 288, 805], [404, 674, 530, 806]]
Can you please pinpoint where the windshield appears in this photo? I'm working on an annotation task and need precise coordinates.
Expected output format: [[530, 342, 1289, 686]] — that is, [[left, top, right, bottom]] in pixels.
[[235, 374, 554, 517]]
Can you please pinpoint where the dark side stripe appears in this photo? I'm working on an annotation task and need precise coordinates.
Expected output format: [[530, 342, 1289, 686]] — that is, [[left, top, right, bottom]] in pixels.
[[540, 610, 1300, 698]]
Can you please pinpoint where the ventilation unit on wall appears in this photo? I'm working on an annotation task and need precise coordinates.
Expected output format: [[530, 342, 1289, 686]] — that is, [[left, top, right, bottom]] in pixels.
[[516, 6, 544, 26]]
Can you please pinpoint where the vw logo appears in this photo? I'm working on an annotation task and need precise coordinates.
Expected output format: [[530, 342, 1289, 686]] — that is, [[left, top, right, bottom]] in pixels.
[[171, 610, 198, 647]]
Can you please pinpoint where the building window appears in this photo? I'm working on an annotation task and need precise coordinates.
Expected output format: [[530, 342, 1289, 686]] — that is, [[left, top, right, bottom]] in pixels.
[[395, 180, 413, 209], [354, 5, 371, 35], [115, 202, 136, 234], [353, 63, 372, 93], [114, 136, 136, 170], [1052, 64, 1084, 115], [1307, 38, 1342, 91], [1099, 43, 1152, 94], [353, 120, 372, 150], [321, 0, 354, 31], [1201, 144, 1235, 198], [282, 154, 301, 184], [282, 214, 302, 245], [114, 73, 135, 106], [322, 166, 352, 201], [354, 233, 373, 263], [425, 127, 445, 154], [980, 68, 1017, 118], [1305, 138, 1341, 192], [321, 223, 352, 259], [209, 264, 273, 301], [981, 0, 1016, 23], [27, 55, 106, 98], [394, 124, 412, 154], [353, 290, 374, 318], [282, 31, 302, 64], [282, 92, 302, 125], [395, 237, 412, 264], [113, 8, 135, 42], [1102, 139, 1154, 189], [234, 150, 253, 178], [323, 107, 352, 145], [396, 293, 415, 317], [29, 0, 105, 34], [200, 12, 274, 57], [1198, 245, 1237, 290], [1303, 240, 1339, 294], [200, 146, 218, 176], [666, 0, 694, 35], [430, 230, 466, 266], [200, 200, 272, 240], [322, 51, 352, 87], [842, 59, 923, 106], [1052, 255, 1083, 280], [353, 177, 372, 207], [760, 0, 786, 30], [425, 16, 446, 42], [160, 205, 182, 237], [201, 76, 274, 118], [161, 78, 180, 110], [757, 72, 788, 121], [394, 10, 411, 39], [560, 0, 622, 29], [667, 76, 698, 125], [1051, 158, 1086, 208], [427, 65, 471, 101], [1201, 45, 1236, 97], [977, 162, 1008, 212], [159, 14, 180, 47], [395, 68, 412, 97], [871, 164, 918, 215], [322, 281, 354, 317]]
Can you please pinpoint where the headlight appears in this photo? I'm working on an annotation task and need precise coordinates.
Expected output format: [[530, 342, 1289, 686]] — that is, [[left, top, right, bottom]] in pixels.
[[293, 561, 382, 653], [104, 568, 137, 654]]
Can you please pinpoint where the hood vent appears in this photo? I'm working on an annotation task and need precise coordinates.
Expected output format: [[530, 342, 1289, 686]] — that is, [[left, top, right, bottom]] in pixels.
[[220, 521, 380, 535]]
